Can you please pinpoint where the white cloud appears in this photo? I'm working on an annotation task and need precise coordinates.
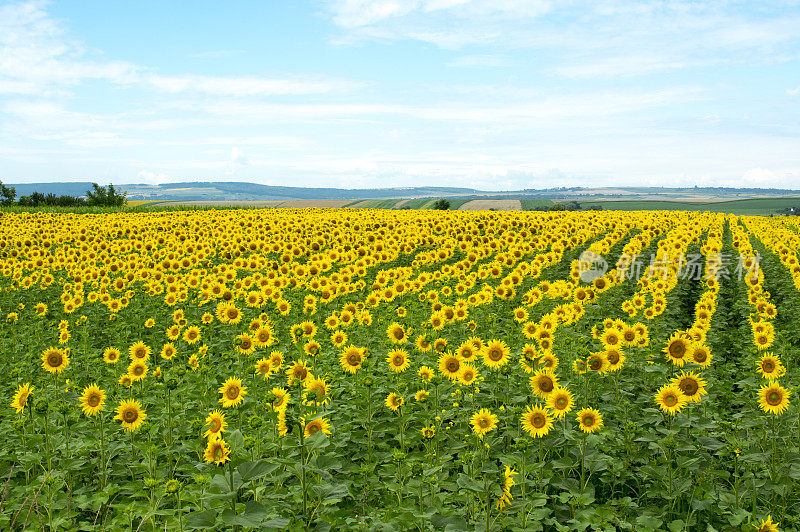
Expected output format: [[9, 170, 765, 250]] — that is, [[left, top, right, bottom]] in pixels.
[[445, 54, 516, 68], [0, 1, 360, 98], [146, 74, 360, 96], [138, 170, 171, 184], [789, 86, 800, 96], [230, 147, 249, 165]]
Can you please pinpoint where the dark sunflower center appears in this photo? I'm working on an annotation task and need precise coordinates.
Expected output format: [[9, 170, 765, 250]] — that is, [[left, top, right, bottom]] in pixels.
[[226, 386, 240, 399], [488, 349, 503, 361], [664, 394, 677, 407], [763, 360, 775, 372], [681, 380, 698, 395], [669, 341, 686, 357], [88, 394, 100, 407], [555, 397, 567, 409], [48, 353, 62, 367], [589, 358, 602, 371], [478, 418, 489, 428], [123, 410, 138, 423], [767, 391, 781, 405], [210, 420, 221, 431], [607, 352, 620, 364], [308, 423, 319, 434], [583, 415, 594, 426], [446, 360, 459, 373], [538, 377, 554, 393], [347, 354, 360, 365], [532, 414, 546, 428], [693, 350, 707, 362], [624, 332, 636, 341]]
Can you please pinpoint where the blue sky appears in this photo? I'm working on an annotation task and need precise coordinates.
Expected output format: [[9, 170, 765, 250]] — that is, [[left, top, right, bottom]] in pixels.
[[1, 0, 799, 189]]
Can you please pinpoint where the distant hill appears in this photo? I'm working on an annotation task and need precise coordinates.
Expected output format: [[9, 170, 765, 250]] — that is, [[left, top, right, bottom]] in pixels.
[[5, 181, 800, 202]]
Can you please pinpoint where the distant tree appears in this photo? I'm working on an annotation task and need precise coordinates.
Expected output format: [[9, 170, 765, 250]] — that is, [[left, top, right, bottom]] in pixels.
[[86, 182, 126, 206], [0, 180, 16, 206], [432, 199, 451, 210], [549, 203, 565, 211]]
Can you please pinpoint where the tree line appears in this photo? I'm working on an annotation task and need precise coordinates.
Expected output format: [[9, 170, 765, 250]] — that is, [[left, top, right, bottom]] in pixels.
[[0, 182, 127, 207]]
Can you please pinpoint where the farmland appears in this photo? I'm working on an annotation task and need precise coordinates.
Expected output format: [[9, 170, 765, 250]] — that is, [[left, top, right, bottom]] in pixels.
[[0, 208, 798, 531]]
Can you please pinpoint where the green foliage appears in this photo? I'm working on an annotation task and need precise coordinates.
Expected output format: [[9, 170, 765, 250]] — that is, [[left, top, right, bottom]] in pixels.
[[432, 199, 451, 210], [0, 180, 16, 206], [86, 182, 126, 207]]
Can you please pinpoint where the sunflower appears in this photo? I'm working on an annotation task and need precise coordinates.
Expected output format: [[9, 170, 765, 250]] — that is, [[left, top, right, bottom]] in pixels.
[[386, 322, 407, 344], [538, 353, 559, 370], [576, 407, 603, 433], [303, 417, 332, 438], [458, 364, 479, 386], [183, 326, 201, 344], [496, 466, 517, 509], [470, 408, 498, 437], [79, 383, 105, 416], [304, 377, 330, 404], [438, 353, 462, 380], [286, 360, 312, 385], [663, 335, 691, 367], [160, 343, 177, 360], [481, 339, 511, 368], [303, 340, 321, 357], [385, 392, 404, 412], [118, 374, 133, 388], [753, 330, 774, 350], [268, 351, 284, 371], [219, 377, 248, 408], [254, 356, 272, 377], [386, 349, 411, 373], [600, 329, 621, 348], [421, 426, 435, 439], [102, 347, 121, 364], [128, 341, 151, 361], [530, 369, 558, 398], [339, 345, 364, 374], [415, 335, 431, 352], [758, 381, 790, 415], [330, 330, 348, 347], [115, 399, 146, 432], [604, 348, 626, 372], [234, 334, 256, 355], [418, 366, 434, 381], [654, 384, 687, 415], [41, 347, 69, 374], [670, 371, 707, 403], [271, 387, 290, 410], [586, 352, 609, 374], [204, 438, 231, 466], [11, 383, 34, 414], [521, 405, 553, 438], [415, 389, 429, 402], [756, 353, 785, 379], [754, 515, 779, 532], [689, 345, 712, 367], [546, 386, 574, 419], [433, 338, 448, 353], [456, 341, 477, 361], [204, 410, 227, 440], [127, 360, 148, 381]]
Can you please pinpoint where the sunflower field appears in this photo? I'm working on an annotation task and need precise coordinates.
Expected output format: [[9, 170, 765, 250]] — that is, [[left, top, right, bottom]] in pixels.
[[0, 208, 798, 531]]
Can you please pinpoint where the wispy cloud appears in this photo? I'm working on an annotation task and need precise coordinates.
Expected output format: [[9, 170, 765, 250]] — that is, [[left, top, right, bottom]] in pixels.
[[189, 49, 244, 59], [445, 54, 516, 68]]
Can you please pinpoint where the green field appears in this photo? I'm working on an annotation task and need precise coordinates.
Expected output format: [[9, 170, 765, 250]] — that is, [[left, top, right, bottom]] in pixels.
[[520, 199, 556, 210], [579, 197, 800, 216]]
